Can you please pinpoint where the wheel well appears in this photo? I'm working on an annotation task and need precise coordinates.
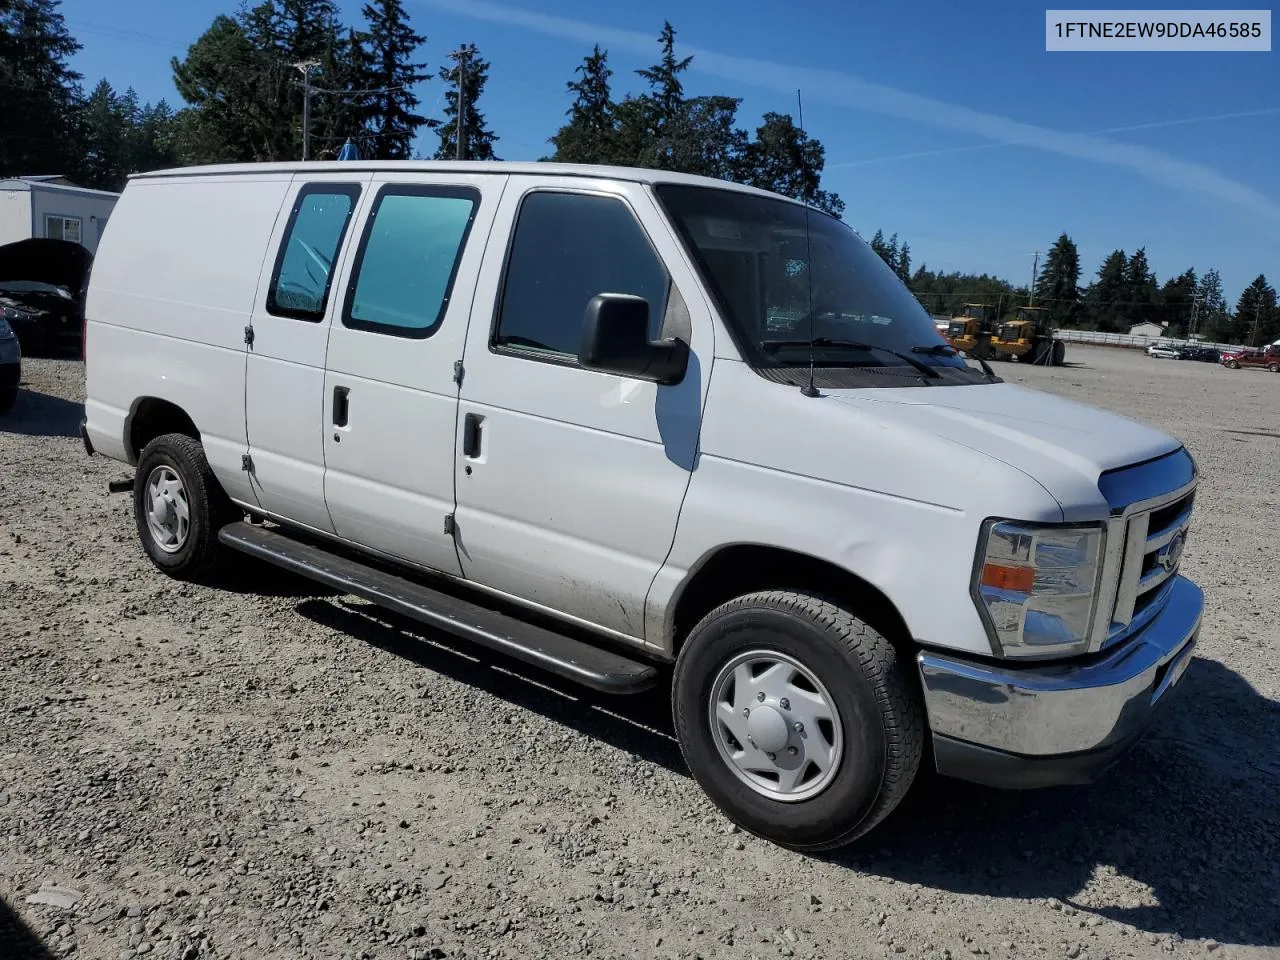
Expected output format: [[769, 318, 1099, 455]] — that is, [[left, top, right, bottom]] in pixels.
[[128, 398, 199, 462], [669, 545, 914, 653]]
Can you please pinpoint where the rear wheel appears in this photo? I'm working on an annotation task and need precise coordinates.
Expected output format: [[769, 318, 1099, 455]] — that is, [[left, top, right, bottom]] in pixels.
[[0, 385, 15, 414], [1268, 363, 1279, 373], [133, 433, 236, 578], [1051, 339, 1066, 366], [672, 590, 924, 852], [1226, 359, 1240, 369]]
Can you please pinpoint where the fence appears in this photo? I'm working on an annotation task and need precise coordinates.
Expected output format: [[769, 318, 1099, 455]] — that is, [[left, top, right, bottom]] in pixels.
[[1050, 329, 1248, 353]]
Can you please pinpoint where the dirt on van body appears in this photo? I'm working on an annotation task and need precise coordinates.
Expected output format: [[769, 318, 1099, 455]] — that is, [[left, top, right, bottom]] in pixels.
[[2, 346, 1278, 960]]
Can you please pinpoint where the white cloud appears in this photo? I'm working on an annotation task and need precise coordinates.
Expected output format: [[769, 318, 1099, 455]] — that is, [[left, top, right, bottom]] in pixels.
[[417, 0, 1280, 226]]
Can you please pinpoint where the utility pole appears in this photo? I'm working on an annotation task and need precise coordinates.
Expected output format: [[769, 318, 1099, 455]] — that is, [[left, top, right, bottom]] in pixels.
[[1028, 251, 1040, 307], [1188, 293, 1202, 340], [1250, 300, 1262, 346], [293, 61, 320, 161], [449, 45, 471, 161]]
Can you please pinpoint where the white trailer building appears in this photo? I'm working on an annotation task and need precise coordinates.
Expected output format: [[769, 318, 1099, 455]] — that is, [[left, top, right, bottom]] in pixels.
[[0, 176, 120, 255]]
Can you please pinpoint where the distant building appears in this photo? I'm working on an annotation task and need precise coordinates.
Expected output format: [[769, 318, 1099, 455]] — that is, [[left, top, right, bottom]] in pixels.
[[0, 176, 121, 254], [1128, 321, 1168, 339]]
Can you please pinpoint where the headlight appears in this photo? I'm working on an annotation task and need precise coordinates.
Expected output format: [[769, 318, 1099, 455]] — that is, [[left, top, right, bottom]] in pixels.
[[972, 520, 1105, 659]]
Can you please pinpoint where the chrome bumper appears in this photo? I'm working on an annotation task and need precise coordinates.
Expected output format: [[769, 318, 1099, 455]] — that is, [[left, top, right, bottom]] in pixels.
[[918, 575, 1203, 788]]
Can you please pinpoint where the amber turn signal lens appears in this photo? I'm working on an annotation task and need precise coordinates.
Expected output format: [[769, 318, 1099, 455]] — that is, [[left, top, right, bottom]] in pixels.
[[980, 563, 1035, 593]]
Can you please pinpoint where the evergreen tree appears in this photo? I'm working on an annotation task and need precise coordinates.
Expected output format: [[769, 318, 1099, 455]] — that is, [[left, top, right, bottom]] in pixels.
[[78, 79, 131, 190], [869, 230, 888, 262], [738, 112, 843, 216], [635, 21, 691, 123], [1195, 268, 1230, 340], [0, 0, 83, 177], [1234, 274, 1278, 346], [548, 45, 615, 163], [435, 44, 499, 160], [1034, 233, 1082, 328], [357, 0, 428, 160], [895, 242, 911, 283], [1086, 249, 1128, 332], [1158, 269, 1197, 337], [1124, 247, 1159, 328]]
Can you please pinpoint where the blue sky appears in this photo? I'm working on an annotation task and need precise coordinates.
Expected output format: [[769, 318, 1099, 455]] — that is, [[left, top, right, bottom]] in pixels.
[[57, 0, 1278, 304]]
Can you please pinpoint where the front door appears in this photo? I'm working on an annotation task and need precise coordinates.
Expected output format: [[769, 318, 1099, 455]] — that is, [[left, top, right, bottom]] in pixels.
[[245, 172, 370, 532], [452, 177, 711, 642], [320, 173, 505, 575]]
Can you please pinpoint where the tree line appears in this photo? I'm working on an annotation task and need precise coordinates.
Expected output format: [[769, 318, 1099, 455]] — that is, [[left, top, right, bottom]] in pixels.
[[866, 229, 1278, 347], [3, 0, 1273, 343]]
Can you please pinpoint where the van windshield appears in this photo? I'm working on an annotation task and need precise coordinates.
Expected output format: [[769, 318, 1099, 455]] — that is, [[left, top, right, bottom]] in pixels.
[[655, 184, 986, 385]]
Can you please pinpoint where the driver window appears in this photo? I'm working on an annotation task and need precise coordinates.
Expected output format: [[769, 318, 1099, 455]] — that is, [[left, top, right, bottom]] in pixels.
[[494, 191, 670, 359]]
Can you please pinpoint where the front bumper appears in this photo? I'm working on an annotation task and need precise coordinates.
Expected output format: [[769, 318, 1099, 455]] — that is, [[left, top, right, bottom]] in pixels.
[[918, 575, 1203, 789]]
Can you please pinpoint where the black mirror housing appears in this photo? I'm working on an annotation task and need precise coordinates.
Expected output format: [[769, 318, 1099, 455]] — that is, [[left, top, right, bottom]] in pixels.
[[578, 293, 690, 385]]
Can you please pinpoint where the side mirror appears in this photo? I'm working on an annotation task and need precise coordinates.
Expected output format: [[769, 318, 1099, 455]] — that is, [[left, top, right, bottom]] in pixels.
[[578, 293, 690, 385]]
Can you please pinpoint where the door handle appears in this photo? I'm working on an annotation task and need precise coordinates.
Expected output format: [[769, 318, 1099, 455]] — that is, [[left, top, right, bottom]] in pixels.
[[462, 412, 483, 458], [332, 386, 350, 427]]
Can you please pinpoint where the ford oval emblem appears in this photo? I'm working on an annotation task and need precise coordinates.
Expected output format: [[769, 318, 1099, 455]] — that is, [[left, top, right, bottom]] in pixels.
[[1158, 531, 1186, 572]]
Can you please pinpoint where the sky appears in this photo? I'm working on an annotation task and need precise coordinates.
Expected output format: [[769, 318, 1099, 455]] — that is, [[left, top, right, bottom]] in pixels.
[[55, 0, 1279, 305]]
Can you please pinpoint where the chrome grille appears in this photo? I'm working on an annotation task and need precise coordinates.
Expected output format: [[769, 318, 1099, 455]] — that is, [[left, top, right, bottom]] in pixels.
[[1098, 453, 1197, 650]]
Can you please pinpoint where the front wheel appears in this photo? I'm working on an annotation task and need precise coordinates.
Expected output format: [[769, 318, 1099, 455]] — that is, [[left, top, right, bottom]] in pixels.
[[0, 386, 15, 414], [1269, 363, 1279, 373], [1226, 359, 1239, 369], [133, 432, 236, 578], [672, 591, 924, 852]]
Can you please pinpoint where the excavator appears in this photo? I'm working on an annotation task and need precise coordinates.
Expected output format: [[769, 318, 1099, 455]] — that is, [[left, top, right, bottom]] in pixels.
[[943, 303, 999, 360], [989, 305, 1066, 366]]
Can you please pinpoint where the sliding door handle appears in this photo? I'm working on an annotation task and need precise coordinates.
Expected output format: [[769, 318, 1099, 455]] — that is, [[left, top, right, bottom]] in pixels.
[[462, 412, 483, 458], [332, 386, 350, 427]]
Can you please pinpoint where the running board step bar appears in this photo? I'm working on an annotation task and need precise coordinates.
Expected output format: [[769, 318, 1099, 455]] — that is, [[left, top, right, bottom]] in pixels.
[[217, 521, 660, 694]]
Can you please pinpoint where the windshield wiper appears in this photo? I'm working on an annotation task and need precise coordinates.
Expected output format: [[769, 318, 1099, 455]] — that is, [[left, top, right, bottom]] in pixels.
[[911, 342, 1001, 383], [761, 337, 942, 382]]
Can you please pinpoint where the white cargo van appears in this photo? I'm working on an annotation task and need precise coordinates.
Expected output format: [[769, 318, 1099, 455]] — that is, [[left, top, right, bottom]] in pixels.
[[82, 161, 1203, 850]]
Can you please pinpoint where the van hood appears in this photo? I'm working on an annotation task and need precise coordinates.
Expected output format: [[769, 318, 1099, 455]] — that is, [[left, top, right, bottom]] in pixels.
[[830, 381, 1182, 517]]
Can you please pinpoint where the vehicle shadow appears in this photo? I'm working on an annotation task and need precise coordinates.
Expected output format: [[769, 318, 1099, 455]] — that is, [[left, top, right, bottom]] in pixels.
[[0, 389, 82, 439], [294, 596, 685, 775], [836, 657, 1280, 949], [200, 554, 341, 600], [0, 895, 56, 959], [288, 597, 1280, 949]]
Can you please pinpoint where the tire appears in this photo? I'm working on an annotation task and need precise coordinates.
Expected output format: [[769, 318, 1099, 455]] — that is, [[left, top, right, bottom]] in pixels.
[[1226, 360, 1239, 369], [1269, 363, 1279, 373], [133, 432, 236, 578], [0, 387, 15, 415], [1051, 340, 1066, 366], [672, 590, 924, 852]]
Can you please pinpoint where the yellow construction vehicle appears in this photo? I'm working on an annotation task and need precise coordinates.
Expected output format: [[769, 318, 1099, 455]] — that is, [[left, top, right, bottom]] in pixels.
[[989, 305, 1066, 366], [943, 303, 998, 359]]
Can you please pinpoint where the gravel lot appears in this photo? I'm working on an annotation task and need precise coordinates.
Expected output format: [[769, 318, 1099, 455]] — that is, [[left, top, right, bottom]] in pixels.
[[2, 344, 1278, 960]]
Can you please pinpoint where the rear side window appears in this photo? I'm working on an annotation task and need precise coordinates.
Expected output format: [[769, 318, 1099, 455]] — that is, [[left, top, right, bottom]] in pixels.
[[267, 183, 361, 321], [343, 185, 479, 338], [493, 191, 669, 359]]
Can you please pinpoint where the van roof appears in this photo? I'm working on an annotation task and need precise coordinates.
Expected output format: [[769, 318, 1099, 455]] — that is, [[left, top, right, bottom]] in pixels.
[[129, 159, 800, 204]]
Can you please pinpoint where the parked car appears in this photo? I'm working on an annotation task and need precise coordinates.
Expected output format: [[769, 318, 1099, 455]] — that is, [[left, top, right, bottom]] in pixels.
[[1221, 345, 1280, 371], [82, 161, 1204, 851], [0, 237, 94, 355], [0, 314, 20, 413], [1147, 343, 1180, 359], [1177, 345, 1220, 363]]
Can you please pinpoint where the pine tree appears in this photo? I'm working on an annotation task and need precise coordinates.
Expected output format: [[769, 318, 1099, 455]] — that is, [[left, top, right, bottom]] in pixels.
[[548, 45, 615, 163], [0, 0, 83, 177], [1195, 269, 1230, 340], [896, 242, 911, 283], [636, 21, 691, 121], [78, 79, 131, 190], [357, 0, 428, 160], [1034, 233, 1082, 328], [1234, 274, 1278, 346], [434, 44, 499, 161], [1124, 247, 1159, 328], [1086, 250, 1128, 332], [738, 112, 842, 216]]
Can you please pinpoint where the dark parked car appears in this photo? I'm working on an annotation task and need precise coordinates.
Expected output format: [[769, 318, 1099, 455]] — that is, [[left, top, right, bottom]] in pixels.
[[0, 315, 20, 413], [0, 237, 93, 356], [1178, 345, 1220, 362]]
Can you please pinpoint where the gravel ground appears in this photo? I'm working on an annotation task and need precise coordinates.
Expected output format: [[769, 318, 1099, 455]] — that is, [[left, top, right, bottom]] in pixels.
[[2, 345, 1278, 960]]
